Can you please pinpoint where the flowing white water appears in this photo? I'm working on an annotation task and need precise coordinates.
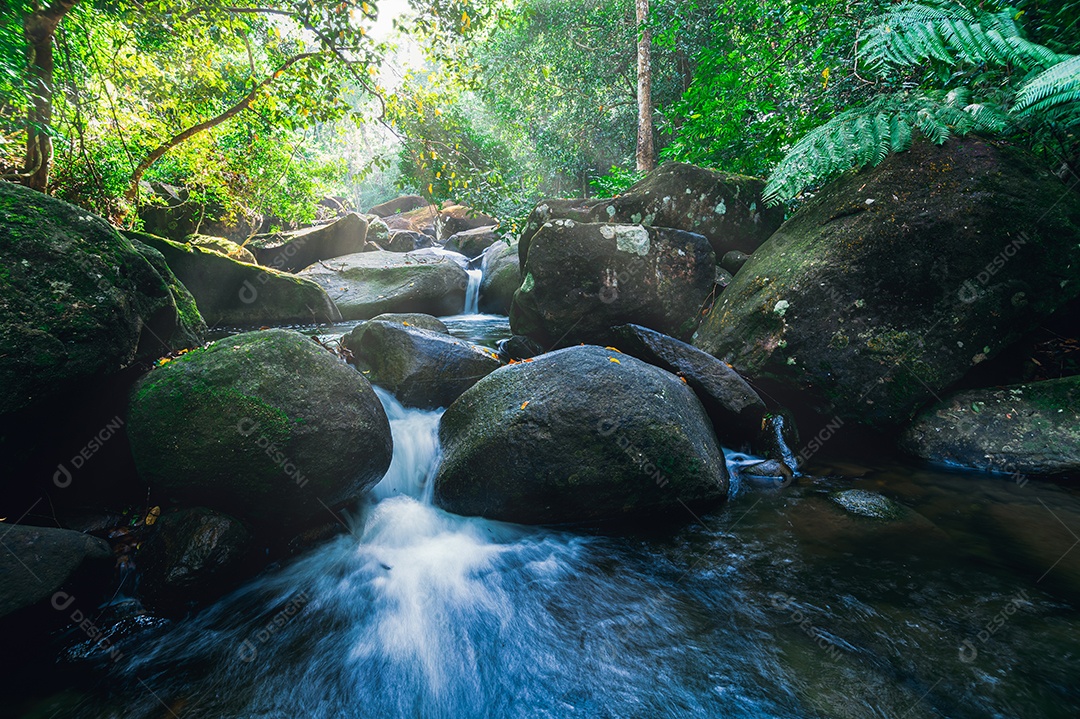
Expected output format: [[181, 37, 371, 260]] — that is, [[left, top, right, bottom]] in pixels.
[[463, 268, 482, 315], [74, 389, 1080, 719]]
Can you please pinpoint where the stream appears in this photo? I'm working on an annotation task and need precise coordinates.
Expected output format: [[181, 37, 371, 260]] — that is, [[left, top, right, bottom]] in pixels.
[[28, 314, 1080, 719]]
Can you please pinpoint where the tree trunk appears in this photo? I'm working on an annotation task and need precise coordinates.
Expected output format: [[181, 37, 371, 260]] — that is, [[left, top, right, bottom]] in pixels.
[[634, 0, 655, 173], [21, 0, 79, 191], [124, 52, 319, 203]]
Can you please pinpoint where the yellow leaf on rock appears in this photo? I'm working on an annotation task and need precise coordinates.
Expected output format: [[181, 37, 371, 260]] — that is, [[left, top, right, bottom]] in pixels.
[[609, 357, 620, 364], [521, 401, 529, 409]]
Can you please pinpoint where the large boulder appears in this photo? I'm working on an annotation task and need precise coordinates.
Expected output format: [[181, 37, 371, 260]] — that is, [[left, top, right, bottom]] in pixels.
[[610, 324, 766, 444], [510, 220, 715, 347], [186, 234, 256, 264], [353, 321, 501, 409], [127, 329, 392, 529], [340, 313, 448, 355], [0, 183, 204, 417], [0, 524, 112, 619], [433, 345, 729, 525], [247, 213, 369, 272], [692, 139, 1080, 430], [443, 226, 499, 258], [900, 376, 1080, 476], [479, 239, 520, 315], [297, 250, 467, 320], [519, 163, 782, 267], [367, 195, 428, 217], [129, 231, 341, 327]]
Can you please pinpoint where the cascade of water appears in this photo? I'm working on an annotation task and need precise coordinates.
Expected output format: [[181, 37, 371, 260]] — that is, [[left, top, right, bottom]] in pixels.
[[463, 269, 482, 315]]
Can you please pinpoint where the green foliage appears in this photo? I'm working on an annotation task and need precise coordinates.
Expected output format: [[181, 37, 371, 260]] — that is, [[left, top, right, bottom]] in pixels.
[[658, 0, 883, 178], [766, 0, 1080, 205], [764, 89, 1007, 204], [589, 165, 645, 197]]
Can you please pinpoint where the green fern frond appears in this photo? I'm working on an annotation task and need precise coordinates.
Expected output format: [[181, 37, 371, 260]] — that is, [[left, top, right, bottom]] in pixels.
[[763, 91, 1009, 206], [860, 2, 1064, 75], [1013, 55, 1080, 114]]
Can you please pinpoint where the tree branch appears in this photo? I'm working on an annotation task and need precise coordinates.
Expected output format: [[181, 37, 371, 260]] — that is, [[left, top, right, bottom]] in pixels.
[[124, 51, 321, 202]]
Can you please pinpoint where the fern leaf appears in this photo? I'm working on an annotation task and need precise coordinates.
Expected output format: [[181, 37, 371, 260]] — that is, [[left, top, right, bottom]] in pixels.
[[1013, 55, 1080, 114]]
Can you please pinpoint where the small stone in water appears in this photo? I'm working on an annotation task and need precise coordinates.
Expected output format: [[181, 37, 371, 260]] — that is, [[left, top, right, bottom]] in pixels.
[[829, 489, 904, 521]]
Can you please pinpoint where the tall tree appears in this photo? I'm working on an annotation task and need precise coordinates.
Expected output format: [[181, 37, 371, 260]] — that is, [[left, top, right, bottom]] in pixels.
[[16, 0, 79, 191], [635, 0, 655, 172]]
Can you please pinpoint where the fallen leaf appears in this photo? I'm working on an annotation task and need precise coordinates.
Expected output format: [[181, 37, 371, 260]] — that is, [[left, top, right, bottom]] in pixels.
[[609, 357, 621, 364], [521, 401, 530, 409]]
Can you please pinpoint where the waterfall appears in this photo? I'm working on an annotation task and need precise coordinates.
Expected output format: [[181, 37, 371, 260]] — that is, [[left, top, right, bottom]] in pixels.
[[463, 268, 482, 315]]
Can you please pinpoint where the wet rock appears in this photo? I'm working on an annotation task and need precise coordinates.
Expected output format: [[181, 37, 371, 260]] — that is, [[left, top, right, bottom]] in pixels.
[[519, 163, 782, 265], [692, 139, 1080, 430], [753, 411, 802, 468], [479, 239, 520, 315], [297, 250, 467, 320], [785, 492, 946, 553], [247, 213, 369, 272], [0, 524, 112, 619], [740, 459, 795, 485], [900, 376, 1080, 476], [496, 335, 545, 362], [609, 324, 766, 444], [341, 312, 449, 358], [354, 321, 502, 409], [0, 183, 205, 417], [434, 345, 728, 524], [510, 221, 715, 347], [130, 231, 341, 327], [138, 507, 252, 608], [127, 329, 392, 530]]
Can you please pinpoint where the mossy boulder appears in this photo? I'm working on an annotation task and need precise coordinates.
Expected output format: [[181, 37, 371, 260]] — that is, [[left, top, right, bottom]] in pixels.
[[433, 345, 728, 525], [900, 376, 1080, 476], [0, 183, 205, 416], [692, 139, 1080, 430], [354, 321, 502, 408], [129, 231, 340, 327], [610, 323, 766, 444], [510, 220, 715, 347], [297, 250, 467, 320], [127, 329, 392, 529], [186, 234, 256, 264], [247, 213, 369, 272], [0, 523, 112, 619], [519, 162, 782, 268], [340, 313, 448, 356], [479, 239, 520, 315]]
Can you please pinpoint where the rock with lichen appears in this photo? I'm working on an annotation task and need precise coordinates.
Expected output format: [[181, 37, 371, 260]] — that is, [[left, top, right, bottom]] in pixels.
[[692, 139, 1080, 431], [510, 221, 715, 347], [900, 376, 1080, 476]]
